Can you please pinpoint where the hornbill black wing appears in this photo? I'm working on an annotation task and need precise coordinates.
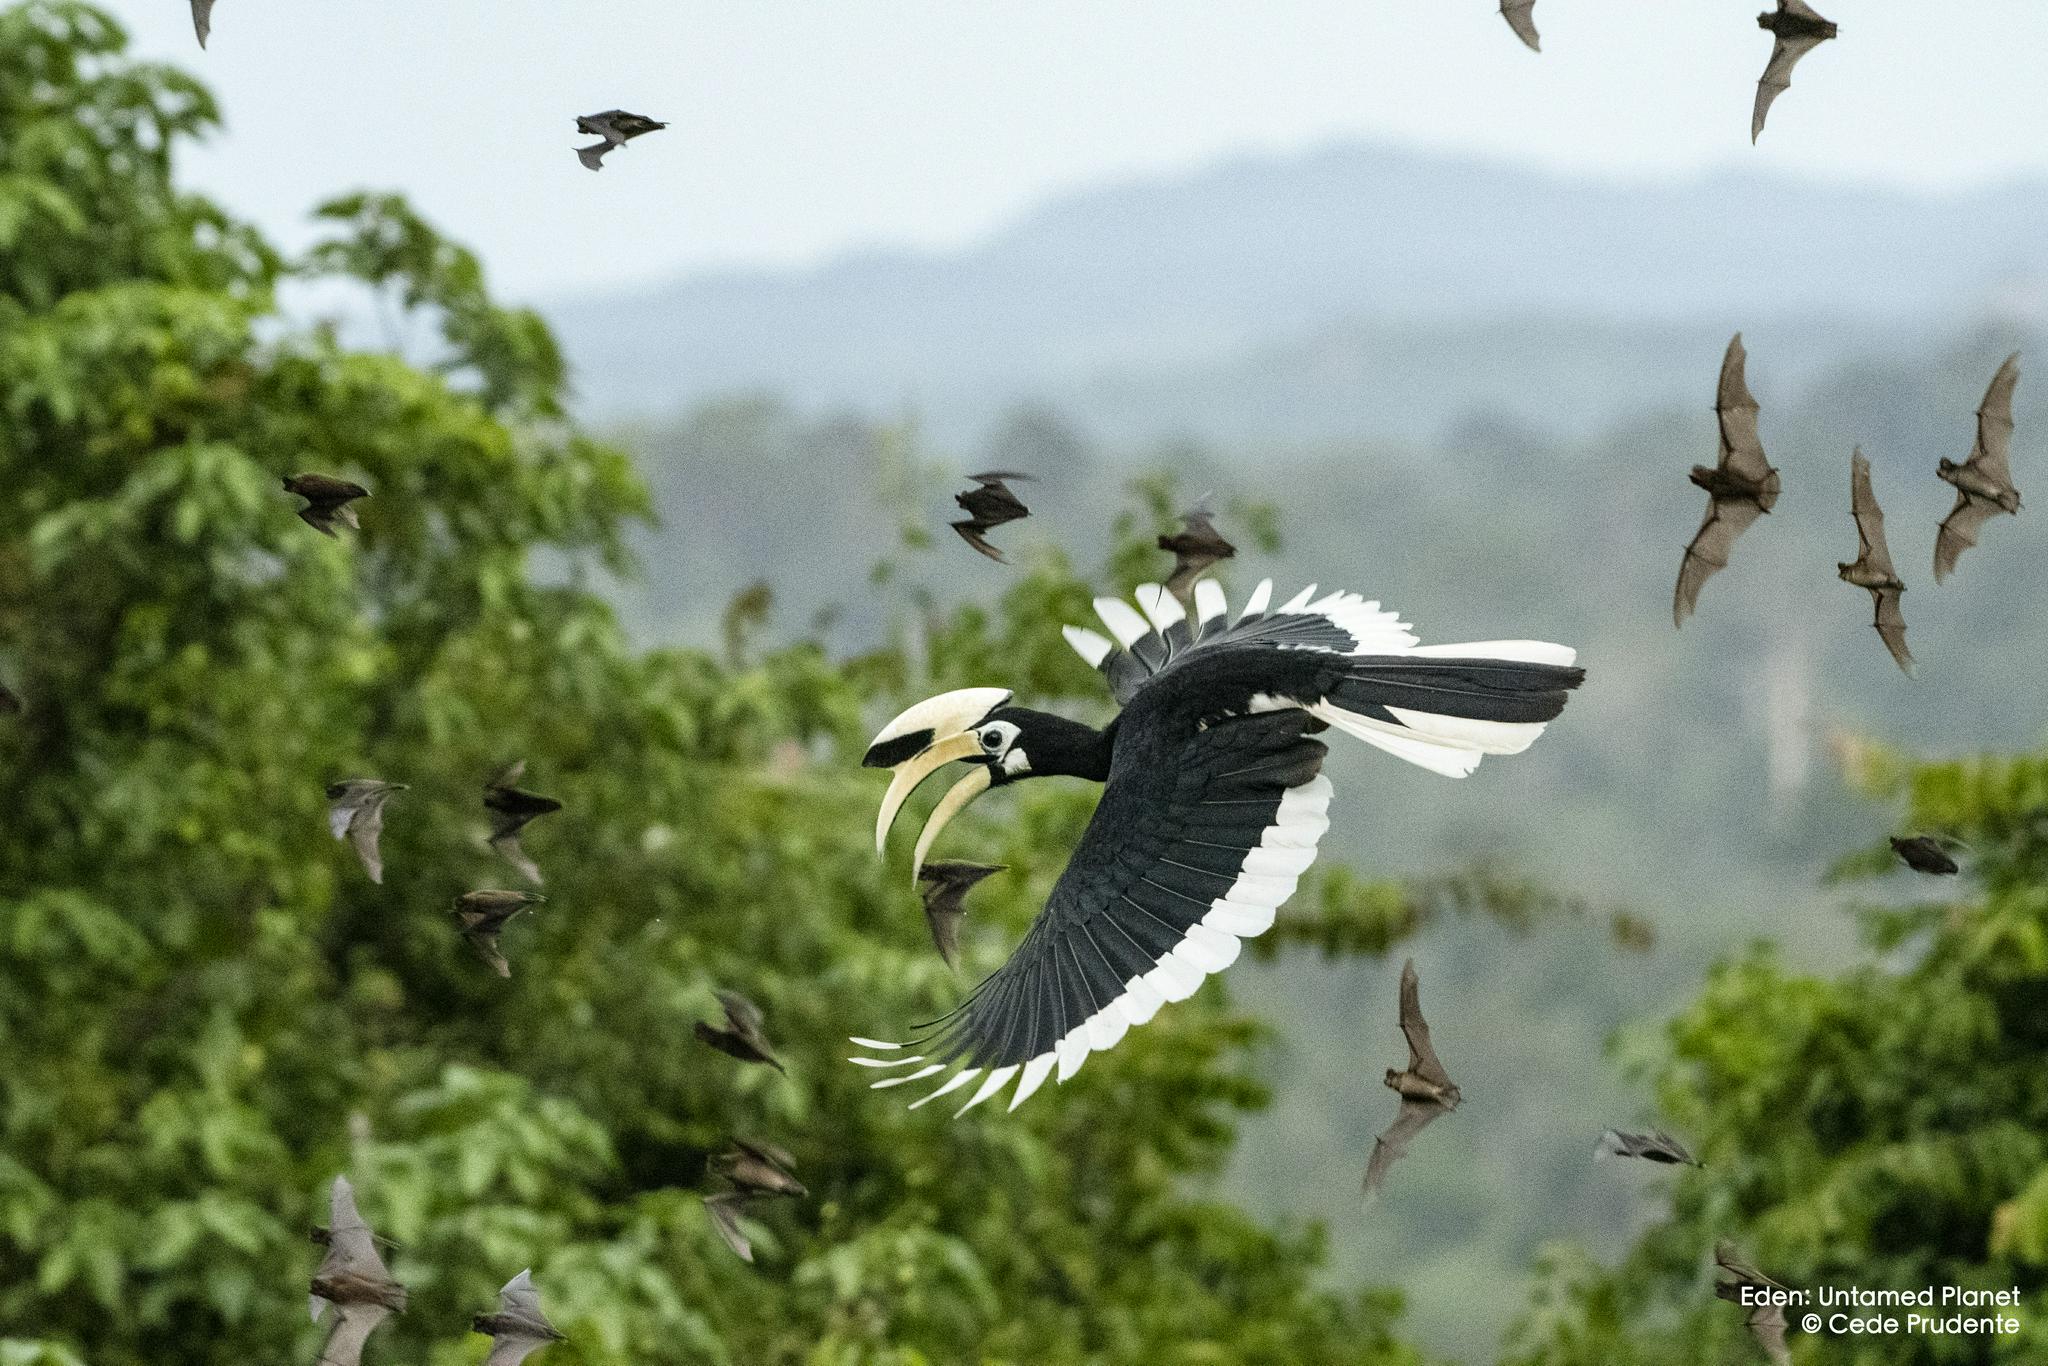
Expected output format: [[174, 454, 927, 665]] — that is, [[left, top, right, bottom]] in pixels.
[[853, 711, 1332, 1114]]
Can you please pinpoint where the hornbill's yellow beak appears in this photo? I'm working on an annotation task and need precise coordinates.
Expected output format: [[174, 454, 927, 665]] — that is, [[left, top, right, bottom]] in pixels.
[[863, 687, 1011, 877]]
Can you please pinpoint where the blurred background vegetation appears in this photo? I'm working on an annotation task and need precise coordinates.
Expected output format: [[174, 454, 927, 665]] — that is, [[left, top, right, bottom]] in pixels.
[[6, 2, 2048, 1362]]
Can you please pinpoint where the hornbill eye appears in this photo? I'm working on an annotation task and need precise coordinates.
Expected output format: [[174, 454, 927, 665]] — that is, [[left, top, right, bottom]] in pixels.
[[979, 727, 1005, 752]]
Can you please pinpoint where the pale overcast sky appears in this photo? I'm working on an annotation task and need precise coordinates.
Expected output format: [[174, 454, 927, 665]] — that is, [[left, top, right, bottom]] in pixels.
[[103, 1, 2048, 299]]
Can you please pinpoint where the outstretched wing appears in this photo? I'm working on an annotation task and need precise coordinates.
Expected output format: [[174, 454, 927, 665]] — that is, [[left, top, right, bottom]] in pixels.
[[1872, 583, 1913, 675], [1753, 30, 1828, 142], [1848, 451, 1896, 579], [852, 711, 1331, 1114], [1397, 959, 1453, 1088], [1500, 0, 1539, 52], [317, 1303, 393, 1366], [347, 802, 386, 885], [319, 1178, 396, 1287], [950, 521, 1007, 562], [704, 1193, 753, 1262], [1364, 1100, 1449, 1196], [1971, 352, 2021, 488], [1673, 497, 1765, 626], [191, 0, 214, 48], [1716, 335, 1773, 486], [1934, 492, 2001, 584], [1747, 1302, 1793, 1366]]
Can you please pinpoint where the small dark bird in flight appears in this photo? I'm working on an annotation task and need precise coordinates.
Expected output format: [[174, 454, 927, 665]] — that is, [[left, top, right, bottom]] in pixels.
[[285, 474, 370, 538], [1838, 449, 1912, 675], [695, 989, 786, 1072], [326, 779, 406, 885], [1752, 1, 1836, 143], [473, 1269, 566, 1366], [575, 110, 668, 172], [1364, 959, 1462, 1197], [1500, 0, 1539, 52], [484, 760, 563, 886], [1595, 1128, 1703, 1167], [453, 890, 546, 977], [951, 472, 1032, 562], [916, 861, 1004, 972], [704, 1139, 807, 1263], [190, 0, 215, 48], [1890, 834, 1960, 876], [1157, 496, 1237, 605], [1715, 1241, 1793, 1365], [1676, 335, 1780, 626], [310, 1176, 407, 1366], [1935, 352, 2022, 584]]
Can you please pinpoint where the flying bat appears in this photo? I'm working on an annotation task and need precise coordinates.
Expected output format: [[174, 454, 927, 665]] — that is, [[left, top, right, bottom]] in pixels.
[[326, 779, 406, 885], [1934, 352, 2022, 584], [473, 1269, 566, 1366], [951, 472, 1032, 562], [703, 1191, 757, 1263], [1890, 834, 1960, 876], [1752, 1, 1837, 143], [1715, 1241, 1793, 1365], [191, 0, 214, 48], [1595, 1128, 1702, 1168], [695, 989, 785, 1072], [310, 1176, 407, 1366], [1500, 0, 1539, 52], [1363, 959, 1462, 1198], [714, 1139, 807, 1200], [453, 890, 546, 977], [1675, 335, 1780, 626], [574, 110, 667, 172], [284, 474, 370, 538], [1837, 449, 1912, 675], [1157, 496, 1237, 604], [484, 760, 562, 886], [915, 861, 1004, 972]]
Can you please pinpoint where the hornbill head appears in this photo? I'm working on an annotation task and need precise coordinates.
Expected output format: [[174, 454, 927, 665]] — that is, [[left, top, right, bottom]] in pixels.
[[863, 687, 1040, 875]]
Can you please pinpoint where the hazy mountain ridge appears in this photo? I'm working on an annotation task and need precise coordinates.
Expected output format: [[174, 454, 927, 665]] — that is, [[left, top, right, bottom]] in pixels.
[[548, 142, 2048, 438]]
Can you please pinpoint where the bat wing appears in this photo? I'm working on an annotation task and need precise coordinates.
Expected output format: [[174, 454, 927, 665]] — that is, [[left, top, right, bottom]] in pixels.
[[1396, 959, 1453, 1087], [347, 803, 386, 884], [924, 903, 963, 970], [483, 1339, 551, 1366], [704, 1192, 754, 1262], [328, 800, 358, 840], [490, 832, 545, 886], [1872, 583, 1912, 675], [718, 990, 766, 1036], [951, 520, 1007, 562], [1673, 496, 1765, 626], [1934, 492, 2004, 584], [1715, 335, 1773, 487], [1748, 1302, 1792, 1365], [1752, 32, 1827, 142], [321, 1178, 396, 1285], [1971, 351, 2021, 488], [1500, 0, 1539, 51], [1848, 451, 1897, 578], [191, 0, 214, 48], [317, 1302, 393, 1366], [1363, 1100, 1447, 1196]]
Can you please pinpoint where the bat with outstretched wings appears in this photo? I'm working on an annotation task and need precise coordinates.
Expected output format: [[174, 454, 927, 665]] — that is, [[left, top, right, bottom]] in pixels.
[[310, 1177, 407, 1366], [951, 472, 1032, 562], [1752, 1, 1837, 142], [473, 1269, 566, 1366], [1595, 1128, 1702, 1167], [1935, 352, 2022, 583], [1675, 335, 1780, 625], [695, 988, 785, 1071], [326, 780, 405, 884], [1363, 959, 1462, 1197], [915, 861, 1004, 972], [1158, 496, 1237, 604], [1837, 449, 1912, 674], [1715, 1241, 1793, 1365]]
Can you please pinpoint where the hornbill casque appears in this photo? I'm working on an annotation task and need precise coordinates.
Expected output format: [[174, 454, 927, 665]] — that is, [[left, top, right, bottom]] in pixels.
[[854, 576, 1584, 1115]]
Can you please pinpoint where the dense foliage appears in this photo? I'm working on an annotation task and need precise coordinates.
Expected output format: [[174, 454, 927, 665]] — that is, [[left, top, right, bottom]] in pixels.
[[0, 5, 1476, 1362]]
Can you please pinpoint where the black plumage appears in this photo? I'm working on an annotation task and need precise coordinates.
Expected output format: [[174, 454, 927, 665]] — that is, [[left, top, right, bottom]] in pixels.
[[916, 861, 1004, 971], [857, 579, 1582, 1114], [950, 471, 1032, 562], [484, 760, 562, 886], [1364, 959, 1462, 1197], [1675, 335, 1780, 626], [1157, 496, 1237, 604], [1838, 449, 1912, 675], [695, 989, 785, 1072], [1890, 834, 1960, 876], [1935, 352, 2022, 584], [284, 474, 370, 538], [1752, 1, 1837, 143], [453, 890, 545, 977], [575, 110, 668, 171]]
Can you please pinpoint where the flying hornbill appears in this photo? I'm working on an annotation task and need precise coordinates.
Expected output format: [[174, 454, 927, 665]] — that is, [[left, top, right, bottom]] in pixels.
[[855, 577, 1583, 1115]]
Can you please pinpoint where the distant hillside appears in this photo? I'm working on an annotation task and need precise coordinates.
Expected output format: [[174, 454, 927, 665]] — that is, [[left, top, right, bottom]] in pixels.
[[546, 142, 2048, 441]]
